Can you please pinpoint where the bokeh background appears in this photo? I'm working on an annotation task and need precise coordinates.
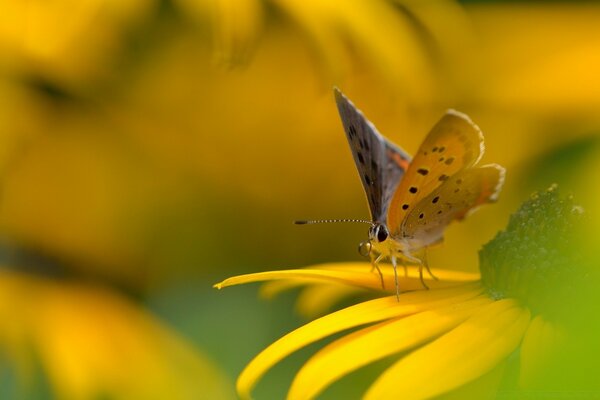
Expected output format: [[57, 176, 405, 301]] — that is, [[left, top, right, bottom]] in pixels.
[[0, 0, 599, 399]]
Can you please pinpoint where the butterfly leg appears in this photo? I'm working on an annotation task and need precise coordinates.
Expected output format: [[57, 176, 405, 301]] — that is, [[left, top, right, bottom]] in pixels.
[[391, 255, 400, 301], [422, 249, 439, 281], [370, 254, 385, 290], [402, 252, 428, 289], [418, 262, 430, 290], [406, 252, 429, 290]]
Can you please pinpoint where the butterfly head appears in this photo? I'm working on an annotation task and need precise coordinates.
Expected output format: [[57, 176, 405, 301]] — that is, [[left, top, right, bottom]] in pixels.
[[357, 224, 389, 258], [369, 223, 389, 243]]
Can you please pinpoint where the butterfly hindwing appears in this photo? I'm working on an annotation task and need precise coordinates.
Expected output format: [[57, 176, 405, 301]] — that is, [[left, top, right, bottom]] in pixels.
[[402, 164, 506, 244], [334, 89, 411, 223], [387, 110, 484, 236]]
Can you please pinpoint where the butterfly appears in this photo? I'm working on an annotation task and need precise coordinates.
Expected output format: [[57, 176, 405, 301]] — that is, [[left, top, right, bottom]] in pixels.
[[328, 88, 505, 298]]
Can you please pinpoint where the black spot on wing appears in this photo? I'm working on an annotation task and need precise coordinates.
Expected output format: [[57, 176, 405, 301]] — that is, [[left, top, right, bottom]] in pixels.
[[358, 137, 370, 151], [409, 186, 418, 194], [417, 168, 429, 176], [348, 125, 356, 137]]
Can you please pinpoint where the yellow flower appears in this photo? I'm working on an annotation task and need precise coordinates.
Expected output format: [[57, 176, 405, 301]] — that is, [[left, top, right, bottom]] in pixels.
[[0, 270, 235, 400], [216, 186, 589, 399], [175, 0, 473, 102], [0, 0, 152, 85], [217, 266, 526, 399]]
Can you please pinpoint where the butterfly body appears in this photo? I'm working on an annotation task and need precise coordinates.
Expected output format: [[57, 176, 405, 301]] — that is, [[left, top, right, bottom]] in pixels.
[[367, 224, 416, 260], [334, 88, 505, 297]]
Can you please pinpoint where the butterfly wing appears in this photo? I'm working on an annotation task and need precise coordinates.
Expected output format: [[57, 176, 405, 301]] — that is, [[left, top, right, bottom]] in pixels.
[[334, 88, 411, 223], [386, 110, 484, 236], [401, 164, 506, 245]]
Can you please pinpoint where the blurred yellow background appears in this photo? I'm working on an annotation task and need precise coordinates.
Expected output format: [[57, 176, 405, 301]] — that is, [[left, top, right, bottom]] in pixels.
[[0, 0, 599, 399]]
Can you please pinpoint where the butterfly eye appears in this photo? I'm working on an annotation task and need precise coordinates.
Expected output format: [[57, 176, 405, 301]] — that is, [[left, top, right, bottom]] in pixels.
[[376, 226, 389, 242], [358, 241, 372, 257]]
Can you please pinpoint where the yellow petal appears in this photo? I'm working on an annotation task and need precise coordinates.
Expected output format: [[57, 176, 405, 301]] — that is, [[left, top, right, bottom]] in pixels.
[[176, 0, 264, 65], [0, 0, 152, 83], [469, 3, 600, 113], [365, 299, 531, 400], [295, 283, 363, 318], [519, 315, 564, 389], [320, 263, 480, 289], [259, 280, 306, 300], [268, 0, 433, 98], [236, 284, 482, 399], [436, 360, 507, 400], [288, 295, 492, 400], [215, 267, 380, 290], [215, 262, 479, 292], [403, 0, 476, 82], [0, 270, 235, 400]]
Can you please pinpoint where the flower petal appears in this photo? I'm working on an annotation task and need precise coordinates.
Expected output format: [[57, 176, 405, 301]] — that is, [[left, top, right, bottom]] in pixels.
[[295, 283, 364, 318], [288, 295, 492, 400], [176, 0, 264, 65], [519, 315, 564, 389], [437, 360, 507, 400], [0, 270, 235, 400], [215, 262, 479, 292], [321, 263, 480, 290], [236, 284, 482, 399], [215, 265, 380, 290], [259, 280, 306, 300], [365, 299, 531, 400], [267, 0, 433, 97]]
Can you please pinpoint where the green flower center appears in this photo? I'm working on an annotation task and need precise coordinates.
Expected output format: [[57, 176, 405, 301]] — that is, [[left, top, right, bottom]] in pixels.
[[479, 185, 585, 316]]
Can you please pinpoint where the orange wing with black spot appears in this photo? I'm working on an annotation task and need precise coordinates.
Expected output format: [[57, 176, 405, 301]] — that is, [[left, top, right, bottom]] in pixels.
[[401, 164, 505, 245], [386, 110, 485, 237]]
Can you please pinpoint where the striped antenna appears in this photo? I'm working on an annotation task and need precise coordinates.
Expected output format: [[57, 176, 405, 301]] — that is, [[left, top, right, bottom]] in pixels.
[[294, 218, 374, 226]]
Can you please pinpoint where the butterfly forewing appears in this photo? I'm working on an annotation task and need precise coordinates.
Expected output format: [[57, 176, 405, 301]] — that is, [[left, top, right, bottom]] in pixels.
[[402, 164, 506, 244], [334, 89, 411, 223], [387, 110, 484, 237]]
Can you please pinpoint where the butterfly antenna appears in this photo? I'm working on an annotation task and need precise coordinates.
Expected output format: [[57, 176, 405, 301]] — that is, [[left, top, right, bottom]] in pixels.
[[294, 218, 374, 226]]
